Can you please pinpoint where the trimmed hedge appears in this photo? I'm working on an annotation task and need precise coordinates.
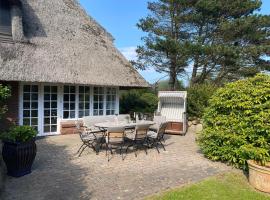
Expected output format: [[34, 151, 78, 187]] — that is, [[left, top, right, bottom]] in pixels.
[[198, 74, 270, 170]]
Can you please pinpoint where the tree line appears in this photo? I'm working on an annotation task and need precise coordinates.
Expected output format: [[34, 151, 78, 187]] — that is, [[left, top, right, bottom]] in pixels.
[[133, 0, 270, 90]]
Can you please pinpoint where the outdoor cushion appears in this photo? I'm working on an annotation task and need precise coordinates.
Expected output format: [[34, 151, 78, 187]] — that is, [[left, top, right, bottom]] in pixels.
[[147, 130, 158, 139]]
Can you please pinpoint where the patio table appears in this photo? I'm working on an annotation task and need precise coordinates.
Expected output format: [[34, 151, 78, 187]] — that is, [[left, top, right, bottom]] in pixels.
[[94, 120, 155, 129]]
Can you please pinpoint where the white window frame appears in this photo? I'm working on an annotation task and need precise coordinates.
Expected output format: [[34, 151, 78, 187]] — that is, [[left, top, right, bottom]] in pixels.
[[19, 83, 120, 136]]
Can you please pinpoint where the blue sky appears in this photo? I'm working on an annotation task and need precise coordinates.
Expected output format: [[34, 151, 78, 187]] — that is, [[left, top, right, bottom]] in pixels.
[[80, 0, 270, 83]]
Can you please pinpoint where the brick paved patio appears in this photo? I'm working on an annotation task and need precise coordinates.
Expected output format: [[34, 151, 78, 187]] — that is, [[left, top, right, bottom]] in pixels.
[[1, 125, 232, 200]]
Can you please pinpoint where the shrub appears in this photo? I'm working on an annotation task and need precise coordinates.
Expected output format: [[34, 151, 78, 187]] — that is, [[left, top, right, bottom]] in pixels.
[[1, 126, 38, 143], [187, 83, 218, 118], [120, 89, 158, 114], [198, 74, 270, 170], [0, 84, 11, 119]]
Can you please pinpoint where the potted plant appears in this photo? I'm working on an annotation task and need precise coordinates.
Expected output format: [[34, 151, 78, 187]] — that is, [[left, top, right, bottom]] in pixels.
[[247, 160, 270, 193], [1, 126, 37, 177]]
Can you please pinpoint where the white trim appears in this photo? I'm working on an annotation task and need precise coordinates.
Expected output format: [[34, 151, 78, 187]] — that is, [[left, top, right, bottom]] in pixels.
[[18, 83, 121, 136]]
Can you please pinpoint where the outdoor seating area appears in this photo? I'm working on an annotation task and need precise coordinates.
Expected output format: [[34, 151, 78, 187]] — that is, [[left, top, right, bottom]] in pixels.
[[76, 114, 168, 161]]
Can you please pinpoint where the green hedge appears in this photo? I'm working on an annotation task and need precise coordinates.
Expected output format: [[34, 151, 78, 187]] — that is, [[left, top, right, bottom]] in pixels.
[[187, 83, 218, 118], [198, 74, 270, 170]]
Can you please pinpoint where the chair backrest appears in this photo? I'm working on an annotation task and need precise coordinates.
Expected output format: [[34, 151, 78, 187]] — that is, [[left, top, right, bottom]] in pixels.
[[157, 122, 168, 139], [106, 126, 125, 143], [135, 124, 150, 140]]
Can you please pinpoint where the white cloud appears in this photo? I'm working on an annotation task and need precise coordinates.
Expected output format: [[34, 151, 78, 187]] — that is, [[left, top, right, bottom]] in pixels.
[[119, 46, 138, 61]]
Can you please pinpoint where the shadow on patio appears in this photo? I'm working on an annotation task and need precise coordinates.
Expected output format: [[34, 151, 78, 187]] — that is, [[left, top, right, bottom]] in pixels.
[[1, 136, 92, 200]]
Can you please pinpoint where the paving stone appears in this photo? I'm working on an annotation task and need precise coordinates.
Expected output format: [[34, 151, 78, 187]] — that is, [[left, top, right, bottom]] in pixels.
[[1, 129, 232, 200]]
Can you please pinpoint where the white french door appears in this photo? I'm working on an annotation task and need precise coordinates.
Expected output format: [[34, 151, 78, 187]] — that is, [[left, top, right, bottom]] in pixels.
[[43, 85, 58, 135]]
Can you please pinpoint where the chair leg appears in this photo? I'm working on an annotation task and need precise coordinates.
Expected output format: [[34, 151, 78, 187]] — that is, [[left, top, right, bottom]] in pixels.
[[159, 141, 166, 151], [77, 144, 84, 154], [79, 145, 88, 157], [154, 141, 160, 154]]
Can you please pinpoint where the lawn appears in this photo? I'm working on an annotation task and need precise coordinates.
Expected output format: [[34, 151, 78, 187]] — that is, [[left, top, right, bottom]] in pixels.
[[147, 172, 270, 200]]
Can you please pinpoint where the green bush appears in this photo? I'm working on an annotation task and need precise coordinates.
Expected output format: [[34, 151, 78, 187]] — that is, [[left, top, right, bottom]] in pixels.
[[0, 84, 11, 119], [120, 89, 158, 114], [198, 74, 270, 170], [187, 83, 218, 118], [1, 126, 38, 143]]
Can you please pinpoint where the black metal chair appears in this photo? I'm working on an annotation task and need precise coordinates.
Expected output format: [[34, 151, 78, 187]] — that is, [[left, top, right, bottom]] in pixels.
[[76, 121, 101, 157], [105, 126, 126, 161], [126, 124, 151, 157], [147, 122, 168, 153]]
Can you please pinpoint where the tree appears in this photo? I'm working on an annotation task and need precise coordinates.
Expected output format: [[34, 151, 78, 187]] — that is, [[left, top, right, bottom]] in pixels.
[[134, 0, 192, 90], [135, 0, 270, 86]]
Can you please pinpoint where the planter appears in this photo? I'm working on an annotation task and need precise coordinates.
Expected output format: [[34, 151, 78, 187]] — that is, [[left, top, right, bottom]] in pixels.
[[248, 160, 270, 193], [2, 139, 37, 177]]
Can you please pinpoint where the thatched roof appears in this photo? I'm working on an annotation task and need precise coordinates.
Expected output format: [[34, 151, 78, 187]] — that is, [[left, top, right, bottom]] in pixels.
[[0, 0, 149, 88]]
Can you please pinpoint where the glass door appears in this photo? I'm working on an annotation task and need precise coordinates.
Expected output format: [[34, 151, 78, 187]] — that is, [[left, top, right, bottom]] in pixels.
[[43, 86, 58, 134]]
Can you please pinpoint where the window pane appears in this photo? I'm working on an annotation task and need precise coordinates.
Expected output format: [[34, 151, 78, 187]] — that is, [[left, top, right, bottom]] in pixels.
[[79, 103, 84, 109], [63, 111, 69, 119], [70, 111, 75, 118], [85, 103, 90, 110], [64, 86, 69, 93], [23, 118, 30, 125], [32, 85, 38, 93], [70, 94, 75, 101], [79, 111, 84, 118], [51, 94, 57, 101], [99, 110, 103, 115], [94, 103, 98, 109], [79, 86, 84, 93], [85, 110, 90, 116], [44, 110, 50, 117], [44, 86, 50, 93], [44, 117, 50, 124], [63, 103, 69, 110], [31, 118, 38, 126], [44, 101, 50, 109], [23, 102, 30, 109], [70, 103, 75, 110], [23, 85, 31, 92], [85, 87, 90, 93], [23, 93, 30, 100], [44, 126, 50, 133], [31, 102, 38, 109], [79, 94, 84, 101], [23, 110, 30, 117], [31, 110, 38, 117], [85, 94, 90, 102], [64, 94, 69, 102], [94, 110, 98, 116], [51, 125, 57, 132], [51, 109, 57, 117], [51, 102, 57, 109], [32, 93, 38, 101], [51, 86, 57, 93], [70, 86, 76, 93], [51, 117, 57, 125]]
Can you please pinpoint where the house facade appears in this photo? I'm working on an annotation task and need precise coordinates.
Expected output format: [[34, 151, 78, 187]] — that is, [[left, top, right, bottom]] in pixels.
[[0, 0, 148, 136]]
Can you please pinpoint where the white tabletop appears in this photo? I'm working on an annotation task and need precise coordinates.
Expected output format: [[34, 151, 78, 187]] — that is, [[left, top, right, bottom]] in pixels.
[[94, 120, 155, 129]]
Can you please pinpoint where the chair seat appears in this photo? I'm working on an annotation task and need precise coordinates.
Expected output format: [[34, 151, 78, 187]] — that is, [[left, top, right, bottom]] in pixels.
[[147, 130, 158, 139]]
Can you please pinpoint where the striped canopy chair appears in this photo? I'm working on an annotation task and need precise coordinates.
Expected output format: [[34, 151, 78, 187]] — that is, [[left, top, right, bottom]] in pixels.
[[156, 91, 187, 135]]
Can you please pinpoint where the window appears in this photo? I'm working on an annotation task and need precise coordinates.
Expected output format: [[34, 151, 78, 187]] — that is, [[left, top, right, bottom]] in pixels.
[[63, 86, 76, 119], [93, 87, 104, 116], [0, 1, 12, 42], [106, 88, 117, 115], [22, 85, 39, 130], [43, 86, 58, 133], [78, 86, 90, 118]]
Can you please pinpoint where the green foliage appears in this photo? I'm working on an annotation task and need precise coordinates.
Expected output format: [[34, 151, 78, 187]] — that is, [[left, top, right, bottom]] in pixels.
[[157, 79, 185, 91], [198, 74, 270, 170], [1, 126, 38, 143], [147, 172, 270, 200], [187, 83, 218, 118], [120, 89, 158, 114], [0, 84, 11, 119], [135, 0, 270, 86]]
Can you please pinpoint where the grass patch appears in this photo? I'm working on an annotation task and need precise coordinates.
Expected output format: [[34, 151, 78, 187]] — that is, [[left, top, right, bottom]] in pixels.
[[146, 172, 270, 200]]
